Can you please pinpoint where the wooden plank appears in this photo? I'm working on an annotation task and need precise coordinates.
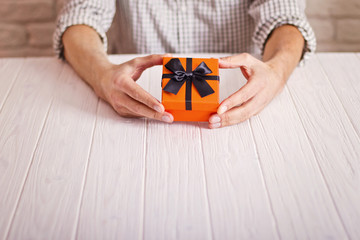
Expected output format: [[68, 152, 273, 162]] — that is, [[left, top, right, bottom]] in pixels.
[[0, 58, 64, 239], [317, 53, 360, 136], [199, 68, 279, 239], [76, 104, 146, 240], [143, 121, 213, 240], [7, 63, 99, 239], [141, 65, 212, 240], [287, 54, 360, 238], [0, 58, 24, 111], [249, 70, 348, 239], [76, 55, 148, 240]]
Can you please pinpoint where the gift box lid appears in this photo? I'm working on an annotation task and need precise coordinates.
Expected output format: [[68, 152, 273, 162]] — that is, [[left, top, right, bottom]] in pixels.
[[161, 57, 219, 111]]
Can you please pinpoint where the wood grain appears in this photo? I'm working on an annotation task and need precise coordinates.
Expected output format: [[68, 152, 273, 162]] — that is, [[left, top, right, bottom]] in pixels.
[[317, 53, 360, 136], [76, 55, 148, 240], [7, 63, 98, 239], [143, 122, 213, 240], [250, 72, 348, 239], [141, 65, 212, 240], [0, 58, 24, 111], [0, 58, 64, 239], [76, 101, 146, 240], [287, 55, 360, 239], [0, 54, 360, 240], [200, 68, 279, 239]]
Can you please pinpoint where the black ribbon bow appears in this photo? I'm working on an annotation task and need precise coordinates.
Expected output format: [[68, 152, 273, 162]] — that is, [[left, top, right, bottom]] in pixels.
[[162, 58, 219, 110]]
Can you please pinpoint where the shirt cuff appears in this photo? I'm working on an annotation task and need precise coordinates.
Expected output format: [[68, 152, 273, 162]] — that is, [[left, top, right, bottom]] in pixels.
[[53, 12, 108, 60], [252, 15, 317, 65]]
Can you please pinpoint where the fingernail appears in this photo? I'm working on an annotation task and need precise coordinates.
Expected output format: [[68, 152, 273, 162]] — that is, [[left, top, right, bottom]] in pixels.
[[218, 105, 227, 114], [209, 115, 221, 123], [161, 115, 172, 123], [154, 105, 163, 113], [211, 122, 221, 129]]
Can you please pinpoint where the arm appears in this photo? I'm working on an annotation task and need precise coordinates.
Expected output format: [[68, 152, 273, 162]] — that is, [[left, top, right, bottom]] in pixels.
[[62, 25, 173, 123], [263, 25, 304, 83], [62, 25, 112, 98], [208, 25, 304, 128]]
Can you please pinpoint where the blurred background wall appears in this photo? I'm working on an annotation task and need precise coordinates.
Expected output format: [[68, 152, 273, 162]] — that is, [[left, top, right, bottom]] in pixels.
[[0, 0, 359, 57]]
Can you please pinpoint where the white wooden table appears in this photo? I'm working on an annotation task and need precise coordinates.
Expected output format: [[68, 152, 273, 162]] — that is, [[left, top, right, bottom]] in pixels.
[[1, 53, 360, 240]]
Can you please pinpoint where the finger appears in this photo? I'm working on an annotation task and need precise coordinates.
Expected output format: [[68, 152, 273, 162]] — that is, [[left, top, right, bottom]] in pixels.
[[116, 104, 174, 123], [131, 53, 172, 81], [130, 54, 172, 80], [217, 76, 263, 114], [118, 94, 173, 123], [113, 104, 142, 118], [210, 95, 266, 128], [219, 53, 255, 69], [120, 77, 165, 113], [132, 54, 170, 68]]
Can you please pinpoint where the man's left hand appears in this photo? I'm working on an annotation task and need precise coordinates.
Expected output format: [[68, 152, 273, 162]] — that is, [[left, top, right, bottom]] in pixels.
[[208, 53, 286, 128]]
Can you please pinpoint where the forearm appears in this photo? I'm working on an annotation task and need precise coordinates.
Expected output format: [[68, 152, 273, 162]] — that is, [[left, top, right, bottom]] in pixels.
[[62, 25, 113, 97], [263, 25, 305, 82]]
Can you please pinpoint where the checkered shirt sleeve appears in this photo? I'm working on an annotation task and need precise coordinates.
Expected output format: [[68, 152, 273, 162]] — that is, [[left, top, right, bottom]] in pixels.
[[53, 0, 115, 58], [249, 0, 316, 61]]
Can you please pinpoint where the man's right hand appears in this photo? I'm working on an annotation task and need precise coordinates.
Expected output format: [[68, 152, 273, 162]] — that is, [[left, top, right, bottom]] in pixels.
[[96, 54, 174, 123], [62, 25, 173, 123]]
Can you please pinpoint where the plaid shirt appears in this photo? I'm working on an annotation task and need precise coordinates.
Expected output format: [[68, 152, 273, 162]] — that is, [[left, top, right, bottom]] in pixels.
[[54, 0, 316, 60]]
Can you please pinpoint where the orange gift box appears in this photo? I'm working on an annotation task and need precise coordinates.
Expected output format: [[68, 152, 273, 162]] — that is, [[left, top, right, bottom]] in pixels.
[[161, 57, 220, 122]]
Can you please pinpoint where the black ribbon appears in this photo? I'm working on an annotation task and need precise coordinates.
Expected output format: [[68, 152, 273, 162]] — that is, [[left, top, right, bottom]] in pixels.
[[162, 58, 219, 110]]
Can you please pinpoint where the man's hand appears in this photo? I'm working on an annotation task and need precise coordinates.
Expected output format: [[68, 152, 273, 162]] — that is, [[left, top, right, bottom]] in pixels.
[[62, 26, 173, 123], [97, 54, 174, 123], [208, 25, 304, 128], [208, 53, 285, 128]]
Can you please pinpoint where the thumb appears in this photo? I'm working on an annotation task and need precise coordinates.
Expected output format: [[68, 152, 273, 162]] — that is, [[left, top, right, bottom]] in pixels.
[[219, 53, 254, 69], [134, 54, 171, 69], [131, 53, 172, 80]]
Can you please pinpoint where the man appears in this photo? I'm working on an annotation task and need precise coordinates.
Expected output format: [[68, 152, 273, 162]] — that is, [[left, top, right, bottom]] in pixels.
[[54, 0, 316, 128]]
